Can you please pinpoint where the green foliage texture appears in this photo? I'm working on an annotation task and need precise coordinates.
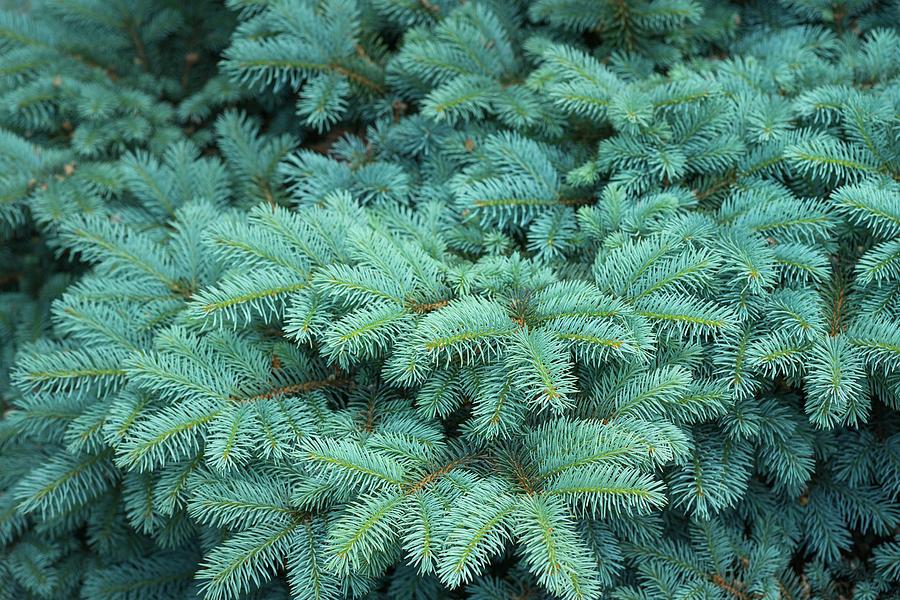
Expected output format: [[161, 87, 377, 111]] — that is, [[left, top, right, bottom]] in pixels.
[[4, 1, 900, 599]]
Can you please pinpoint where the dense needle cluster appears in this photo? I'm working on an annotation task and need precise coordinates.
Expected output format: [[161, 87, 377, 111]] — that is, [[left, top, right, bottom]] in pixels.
[[3, 1, 900, 599]]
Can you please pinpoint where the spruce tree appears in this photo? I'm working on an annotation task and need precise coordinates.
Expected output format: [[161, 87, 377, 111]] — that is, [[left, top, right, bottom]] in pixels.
[[3, 1, 900, 599]]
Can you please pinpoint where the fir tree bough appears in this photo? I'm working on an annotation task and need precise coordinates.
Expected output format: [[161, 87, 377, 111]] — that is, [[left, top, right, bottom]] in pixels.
[[3, 1, 900, 599]]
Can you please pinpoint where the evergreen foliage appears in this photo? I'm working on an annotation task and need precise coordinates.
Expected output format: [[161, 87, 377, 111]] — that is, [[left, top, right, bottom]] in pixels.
[[3, 1, 900, 599]]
